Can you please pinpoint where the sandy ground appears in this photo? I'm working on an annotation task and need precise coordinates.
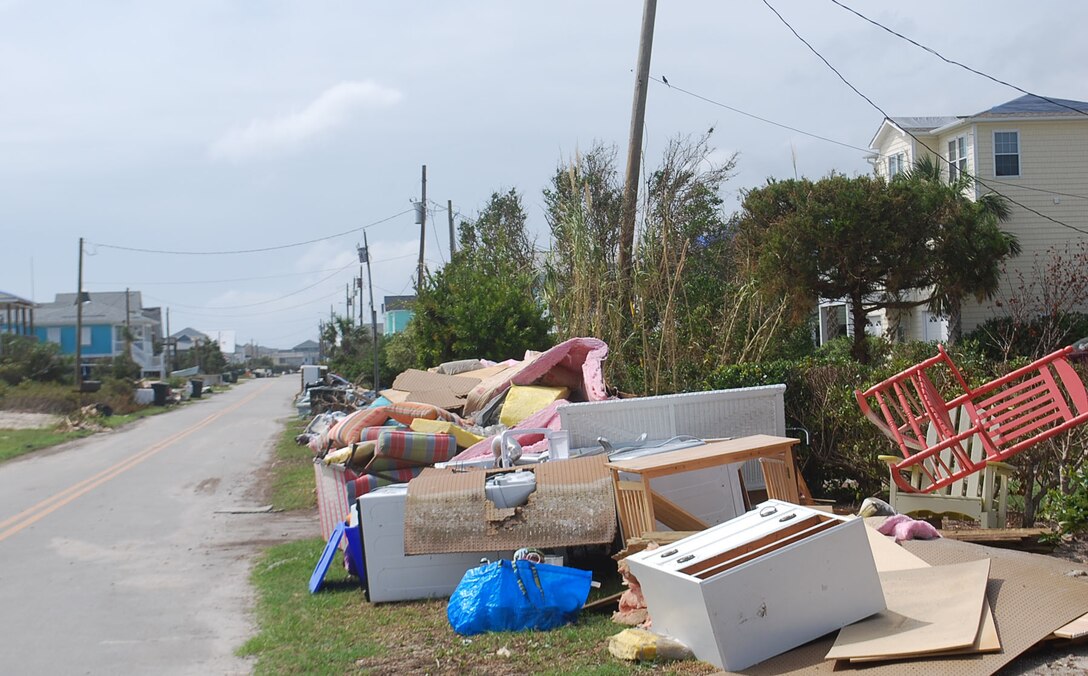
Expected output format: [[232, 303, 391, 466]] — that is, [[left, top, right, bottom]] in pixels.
[[0, 410, 60, 429]]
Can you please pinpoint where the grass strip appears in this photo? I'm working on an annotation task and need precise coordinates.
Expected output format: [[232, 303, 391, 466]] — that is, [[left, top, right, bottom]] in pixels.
[[0, 427, 93, 463], [240, 539, 711, 675], [269, 418, 316, 511], [0, 405, 175, 465]]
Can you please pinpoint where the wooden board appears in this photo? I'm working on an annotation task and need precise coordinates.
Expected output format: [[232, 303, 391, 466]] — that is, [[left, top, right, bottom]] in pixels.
[[1054, 612, 1088, 640], [826, 558, 991, 660]]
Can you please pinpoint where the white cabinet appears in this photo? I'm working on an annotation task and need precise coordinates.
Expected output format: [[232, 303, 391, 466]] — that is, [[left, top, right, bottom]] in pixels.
[[625, 500, 885, 671], [358, 485, 509, 603]]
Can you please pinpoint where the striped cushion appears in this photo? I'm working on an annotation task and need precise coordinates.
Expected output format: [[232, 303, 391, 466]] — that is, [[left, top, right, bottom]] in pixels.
[[386, 402, 462, 426], [372, 430, 458, 468], [327, 407, 392, 449], [351, 469, 420, 497]]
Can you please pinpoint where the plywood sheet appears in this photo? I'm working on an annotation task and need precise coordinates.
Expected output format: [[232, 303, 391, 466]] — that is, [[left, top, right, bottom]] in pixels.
[[861, 526, 999, 660], [1054, 612, 1088, 639], [826, 559, 991, 660]]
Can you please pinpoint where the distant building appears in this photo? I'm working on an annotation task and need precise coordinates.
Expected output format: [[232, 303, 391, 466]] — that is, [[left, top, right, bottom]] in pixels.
[[35, 290, 164, 376], [0, 291, 35, 338], [293, 339, 320, 363], [170, 327, 209, 352], [203, 329, 236, 355], [383, 295, 415, 336]]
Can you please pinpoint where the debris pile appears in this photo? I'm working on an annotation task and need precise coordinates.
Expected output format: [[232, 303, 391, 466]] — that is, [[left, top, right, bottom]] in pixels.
[[299, 338, 1088, 673]]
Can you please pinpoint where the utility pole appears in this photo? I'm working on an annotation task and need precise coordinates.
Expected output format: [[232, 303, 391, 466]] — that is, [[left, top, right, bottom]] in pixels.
[[448, 199, 456, 256], [165, 307, 172, 373], [345, 282, 352, 325], [361, 232, 380, 391], [358, 272, 364, 326], [418, 164, 427, 291], [74, 237, 85, 392], [618, 0, 658, 301], [124, 287, 131, 360]]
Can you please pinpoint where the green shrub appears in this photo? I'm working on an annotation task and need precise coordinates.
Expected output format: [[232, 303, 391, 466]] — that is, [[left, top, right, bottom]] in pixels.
[[0, 377, 141, 415], [697, 340, 1018, 505], [1040, 465, 1088, 535], [965, 312, 1088, 361], [0, 335, 70, 385]]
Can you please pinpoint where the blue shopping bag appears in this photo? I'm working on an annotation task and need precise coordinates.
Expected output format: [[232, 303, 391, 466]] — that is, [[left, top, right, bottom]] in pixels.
[[447, 559, 593, 635]]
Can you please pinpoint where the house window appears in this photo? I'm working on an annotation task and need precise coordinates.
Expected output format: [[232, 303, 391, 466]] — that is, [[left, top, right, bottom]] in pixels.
[[994, 131, 1020, 177], [81, 327, 92, 346], [887, 153, 905, 178], [947, 136, 967, 181], [46, 327, 60, 344], [824, 304, 848, 341]]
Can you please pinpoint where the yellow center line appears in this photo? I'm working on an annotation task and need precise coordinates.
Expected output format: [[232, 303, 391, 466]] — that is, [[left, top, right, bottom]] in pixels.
[[0, 382, 275, 544]]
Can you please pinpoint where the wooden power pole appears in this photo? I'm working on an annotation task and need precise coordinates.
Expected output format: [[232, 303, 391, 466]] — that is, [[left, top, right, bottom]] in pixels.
[[74, 237, 84, 391], [418, 165, 427, 291], [618, 0, 658, 299], [447, 199, 455, 256]]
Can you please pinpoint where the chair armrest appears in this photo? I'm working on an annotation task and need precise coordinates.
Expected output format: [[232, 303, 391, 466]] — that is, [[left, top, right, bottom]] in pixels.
[[877, 455, 903, 465], [986, 460, 1015, 475]]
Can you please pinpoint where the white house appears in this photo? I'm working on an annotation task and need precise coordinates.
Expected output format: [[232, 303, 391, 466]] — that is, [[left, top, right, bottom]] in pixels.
[[819, 94, 1088, 344]]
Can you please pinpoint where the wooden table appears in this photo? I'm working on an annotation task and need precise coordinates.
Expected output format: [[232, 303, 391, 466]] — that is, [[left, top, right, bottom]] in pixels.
[[606, 434, 801, 544]]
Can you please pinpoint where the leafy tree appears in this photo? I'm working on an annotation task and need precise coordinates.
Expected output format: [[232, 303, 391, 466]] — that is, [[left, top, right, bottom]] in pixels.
[[409, 189, 552, 365], [737, 173, 935, 364], [175, 338, 227, 374], [457, 188, 536, 272], [319, 317, 398, 387], [903, 156, 1019, 344]]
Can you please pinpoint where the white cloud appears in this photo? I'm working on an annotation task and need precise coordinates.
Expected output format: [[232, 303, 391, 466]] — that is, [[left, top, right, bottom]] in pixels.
[[208, 80, 402, 162]]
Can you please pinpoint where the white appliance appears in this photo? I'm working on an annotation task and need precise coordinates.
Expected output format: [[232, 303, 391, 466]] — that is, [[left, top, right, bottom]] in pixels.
[[625, 500, 885, 671], [357, 484, 510, 603]]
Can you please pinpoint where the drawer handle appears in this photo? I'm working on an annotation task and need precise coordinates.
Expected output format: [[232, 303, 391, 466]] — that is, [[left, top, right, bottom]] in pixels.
[[660, 548, 678, 558], [759, 506, 778, 517], [676, 555, 695, 564], [779, 513, 797, 522]]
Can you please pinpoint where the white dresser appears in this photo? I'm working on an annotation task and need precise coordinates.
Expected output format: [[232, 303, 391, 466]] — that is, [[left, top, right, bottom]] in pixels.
[[625, 500, 885, 671]]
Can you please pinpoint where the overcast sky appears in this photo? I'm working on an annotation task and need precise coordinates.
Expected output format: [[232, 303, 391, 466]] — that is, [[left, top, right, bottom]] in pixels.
[[3, 1, 1085, 349]]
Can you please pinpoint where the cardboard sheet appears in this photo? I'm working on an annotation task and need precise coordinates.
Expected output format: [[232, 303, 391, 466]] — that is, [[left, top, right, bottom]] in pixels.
[[391, 369, 481, 410], [733, 537, 1088, 676], [379, 388, 410, 404], [827, 559, 991, 661], [860, 526, 999, 661], [403, 455, 616, 554]]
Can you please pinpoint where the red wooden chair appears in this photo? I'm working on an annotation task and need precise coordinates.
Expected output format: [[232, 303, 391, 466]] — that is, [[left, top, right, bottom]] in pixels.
[[856, 345, 1088, 494]]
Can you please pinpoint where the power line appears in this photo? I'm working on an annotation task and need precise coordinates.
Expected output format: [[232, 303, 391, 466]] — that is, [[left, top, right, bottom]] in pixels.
[[142, 251, 422, 311], [163, 289, 344, 319], [649, 76, 872, 154], [761, 0, 1088, 237], [649, 74, 1088, 201], [828, 0, 1088, 119], [144, 262, 355, 310], [85, 265, 351, 287], [92, 209, 412, 256]]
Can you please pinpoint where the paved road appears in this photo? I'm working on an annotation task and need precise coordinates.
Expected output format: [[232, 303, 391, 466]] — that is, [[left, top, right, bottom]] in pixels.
[[0, 376, 316, 675]]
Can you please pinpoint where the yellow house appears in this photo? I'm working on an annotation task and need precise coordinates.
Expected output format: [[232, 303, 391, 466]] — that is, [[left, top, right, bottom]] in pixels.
[[819, 95, 1088, 345]]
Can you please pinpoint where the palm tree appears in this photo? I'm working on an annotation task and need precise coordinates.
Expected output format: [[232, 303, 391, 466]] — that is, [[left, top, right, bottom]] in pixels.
[[902, 156, 1020, 344]]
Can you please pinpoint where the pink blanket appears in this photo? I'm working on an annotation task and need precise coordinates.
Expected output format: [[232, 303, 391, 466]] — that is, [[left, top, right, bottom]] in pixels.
[[449, 400, 568, 462], [462, 337, 609, 417]]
